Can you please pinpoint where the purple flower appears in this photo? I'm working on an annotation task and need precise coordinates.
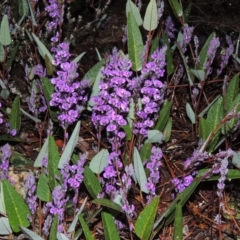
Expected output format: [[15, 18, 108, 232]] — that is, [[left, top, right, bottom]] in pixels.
[[0, 144, 11, 180], [25, 172, 38, 215], [164, 16, 176, 39], [178, 24, 194, 53]]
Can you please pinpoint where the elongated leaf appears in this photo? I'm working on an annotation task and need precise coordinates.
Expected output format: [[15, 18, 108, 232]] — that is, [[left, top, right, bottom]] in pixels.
[[19, 0, 29, 17], [198, 95, 220, 118], [133, 147, 149, 193], [122, 123, 132, 140], [26, 0, 37, 26], [34, 136, 48, 167], [126, 0, 143, 26], [102, 211, 120, 240], [146, 130, 164, 144], [20, 226, 44, 240], [0, 15, 11, 46], [199, 118, 210, 140], [0, 182, 6, 214], [197, 32, 215, 70], [2, 179, 30, 232], [89, 149, 109, 174], [143, 0, 158, 31], [183, 2, 192, 22], [73, 52, 86, 64], [32, 33, 53, 62], [20, 108, 41, 123], [155, 100, 172, 132], [135, 196, 159, 240], [191, 69, 205, 81], [83, 166, 101, 199], [162, 31, 174, 76], [225, 74, 239, 112], [186, 103, 195, 124], [57, 232, 70, 240], [41, 77, 58, 122], [0, 78, 9, 100], [140, 142, 152, 163], [0, 217, 12, 234], [79, 215, 94, 240], [49, 215, 58, 240], [93, 199, 122, 212], [10, 96, 21, 133], [6, 43, 20, 70], [168, 0, 183, 18], [68, 197, 87, 233], [45, 54, 55, 76], [173, 201, 183, 240], [37, 171, 52, 202], [163, 117, 172, 142], [0, 43, 4, 62], [84, 60, 104, 83], [48, 136, 61, 190], [127, 12, 143, 71], [58, 121, 81, 168]]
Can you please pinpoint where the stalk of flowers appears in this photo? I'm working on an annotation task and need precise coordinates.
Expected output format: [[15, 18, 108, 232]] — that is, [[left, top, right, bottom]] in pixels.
[[61, 153, 87, 205], [217, 35, 234, 76], [164, 16, 177, 40], [146, 146, 162, 203], [130, 47, 166, 147], [91, 48, 132, 198], [46, 185, 68, 232], [25, 172, 38, 223], [178, 24, 194, 53], [49, 42, 90, 132], [0, 102, 3, 125], [203, 37, 220, 77], [0, 144, 12, 181]]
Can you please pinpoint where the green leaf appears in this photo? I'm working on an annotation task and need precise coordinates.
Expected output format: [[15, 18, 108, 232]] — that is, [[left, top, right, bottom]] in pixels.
[[41, 77, 58, 122], [34, 136, 48, 167], [197, 32, 215, 70], [163, 117, 172, 142], [26, 0, 37, 26], [0, 42, 4, 62], [87, 66, 104, 109], [122, 124, 133, 141], [140, 142, 152, 163], [83, 166, 101, 199], [168, 0, 183, 18], [102, 211, 120, 240], [6, 43, 20, 70], [190, 69, 205, 81], [173, 201, 183, 240], [126, 0, 143, 26], [49, 215, 58, 240], [199, 117, 210, 140], [48, 136, 61, 190], [143, 0, 158, 31], [162, 31, 174, 76], [73, 52, 86, 64], [19, 0, 29, 17], [84, 60, 104, 83], [0, 15, 11, 46], [32, 33, 53, 62], [20, 226, 44, 240], [0, 217, 12, 234], [45, 54, 55, 76], [89, 149, 109, 174], [135, 196, 159, 240], [186, 103, 195, 124], [148, 36, 159, 62], [146, 130, 164, 144], [2, 179, 30, 232], [58, 121, 81, 168], [92, 199, 122, 212], [133, 147, 149, 193], [79, 215, 94, 240], [0, 134, 23, 142], [0, 78, 9, 100], [183, 2, 192, 22], [10, 96, 21, 133], [37, 171, 52, 202], [198, 95, 220, 118], [225, 74, 239, 112], [127, 12, 143, 71], [20, 108, 41, 123]]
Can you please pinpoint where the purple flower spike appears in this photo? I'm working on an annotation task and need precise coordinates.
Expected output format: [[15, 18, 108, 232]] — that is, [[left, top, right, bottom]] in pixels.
[[0, 144, 11, 181]]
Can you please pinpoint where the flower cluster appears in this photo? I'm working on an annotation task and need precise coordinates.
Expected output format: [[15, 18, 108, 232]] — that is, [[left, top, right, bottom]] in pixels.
[[0, 102, 3, 124], [178, 24, 194, 53], [217, 35, 234, 76], [132, 47, 166, 142], [45, 0, 61, 32], [146, 146, 162, 200], [25, 172, 38, 218], [50, 42, 90, 130], [172, 175, 193, 193], [46, 186, 68, 232], [61, 153, 87, 203], [0, 144, 11, 181], [164, 16, 177, 40], [203, 37, 220, 77]]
